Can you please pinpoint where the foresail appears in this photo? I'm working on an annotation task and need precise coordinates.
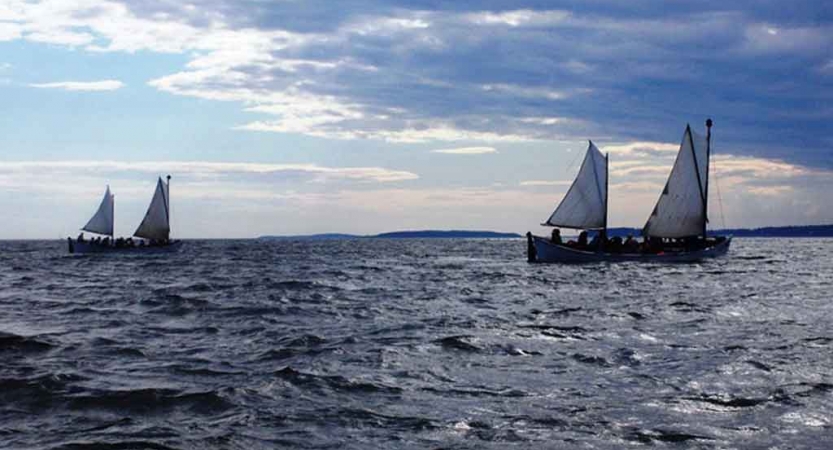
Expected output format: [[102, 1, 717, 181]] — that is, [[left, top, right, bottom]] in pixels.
[[82, 186, 114, 236], [133, 178, 170, 241], [643, 126, 708, 238], [545, 141, 607, 229]]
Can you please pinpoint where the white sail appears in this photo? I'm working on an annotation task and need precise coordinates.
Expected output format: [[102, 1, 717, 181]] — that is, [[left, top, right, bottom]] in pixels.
[[82, 186, 114, 236], [133, 177, 170, 241], [545, 141, 607, 229], [643, 125, 709, 238]]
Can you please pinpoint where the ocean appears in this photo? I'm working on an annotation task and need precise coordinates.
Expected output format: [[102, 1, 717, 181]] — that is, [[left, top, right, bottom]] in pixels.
[[1, 238, 832, 449]]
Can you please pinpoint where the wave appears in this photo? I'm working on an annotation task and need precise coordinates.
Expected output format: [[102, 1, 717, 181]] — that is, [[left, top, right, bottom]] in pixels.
[[433, 335, 481, 352], [626, 428, 713, 444], [0, 331, 54, 353], [49, 441, 179, 450], [273, 367, 402, 395], [66, 388, 233, 415]]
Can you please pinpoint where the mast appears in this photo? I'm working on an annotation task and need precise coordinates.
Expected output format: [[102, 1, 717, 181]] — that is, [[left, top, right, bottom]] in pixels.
[[166, 175, 171, 241], [703, 119, 712, 239], [111, 190, 115, 244], [603, 152, 609, 240]]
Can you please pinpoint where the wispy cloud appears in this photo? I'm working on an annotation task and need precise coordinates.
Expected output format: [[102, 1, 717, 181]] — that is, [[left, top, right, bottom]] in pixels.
[[0, 160, 418, 183], [431, 146, 497, 155], [519, 180, 571, 187], [602, 141, 679, 156], [0, 0, 831, 168], [464, 10, 570, 27], [29, 80, 124, 91]]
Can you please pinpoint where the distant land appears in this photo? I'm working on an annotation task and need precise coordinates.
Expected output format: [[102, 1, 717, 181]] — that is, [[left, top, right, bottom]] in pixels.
[[259, 225, 833, 240], [258, 230, 522, 240], [604, 224, 833, 238]]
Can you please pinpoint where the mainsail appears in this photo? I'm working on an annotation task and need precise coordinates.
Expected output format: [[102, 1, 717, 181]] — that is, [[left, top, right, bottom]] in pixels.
[[82, 186, 114, 236], [134, 177, 170, 241], [643, 125, 709, 238], [545, 141, 608, 229]]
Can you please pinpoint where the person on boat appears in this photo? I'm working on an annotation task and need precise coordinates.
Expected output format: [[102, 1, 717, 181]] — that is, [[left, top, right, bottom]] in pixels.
[[551, 228, 562, 245], [646, 236, 663, 253], [77, 233, 85, 243], [526, 232, 536, 262], [608, 236, 623, 253], [588, 233, 602, 250], [577, 231, 588, 248], [624, 235, 638, 253]]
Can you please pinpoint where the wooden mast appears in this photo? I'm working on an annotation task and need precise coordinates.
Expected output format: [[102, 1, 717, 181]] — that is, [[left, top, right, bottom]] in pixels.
[[604, 152, 609, 242], [111, 188, 115, 245], [166, 175, 171, 242], [703, 119, 712, 240]]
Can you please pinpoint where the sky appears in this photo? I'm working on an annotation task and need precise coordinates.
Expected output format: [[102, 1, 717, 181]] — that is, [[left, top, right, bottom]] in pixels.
[[1, 0, 831, 238]]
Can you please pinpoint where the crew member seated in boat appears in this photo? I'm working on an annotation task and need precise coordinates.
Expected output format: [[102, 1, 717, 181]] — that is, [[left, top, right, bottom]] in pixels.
[[77, 233, 85, 243], [577, 231, 588, 248], [624, 235, 639, 253], [646, 236, 663, 253], [551, 228, 562, 244], [588, 233, 602, 250], [608, 236, 623, 252]]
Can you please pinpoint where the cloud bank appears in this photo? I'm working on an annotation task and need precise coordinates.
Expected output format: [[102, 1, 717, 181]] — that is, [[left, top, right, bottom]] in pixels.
[[29, 80, 124, 91], [1, 0, 830, 168], [431, 146, 497, 155]]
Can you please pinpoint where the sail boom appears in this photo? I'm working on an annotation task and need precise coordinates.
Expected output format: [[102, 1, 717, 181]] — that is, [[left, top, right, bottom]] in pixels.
[[543, 223, 606, 230]]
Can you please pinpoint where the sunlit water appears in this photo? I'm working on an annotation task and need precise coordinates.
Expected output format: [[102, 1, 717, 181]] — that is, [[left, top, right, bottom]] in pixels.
[[1, 238, 832, 449]]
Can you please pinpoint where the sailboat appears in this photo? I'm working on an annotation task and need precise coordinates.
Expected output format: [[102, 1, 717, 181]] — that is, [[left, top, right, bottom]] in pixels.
[[68, 176, 182, 254], [527, 119, 731, 263]]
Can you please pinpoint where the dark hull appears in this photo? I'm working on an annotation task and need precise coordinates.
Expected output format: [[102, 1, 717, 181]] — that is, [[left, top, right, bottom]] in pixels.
[[67, 239, 183, 254], [528, 235, 731, 263]]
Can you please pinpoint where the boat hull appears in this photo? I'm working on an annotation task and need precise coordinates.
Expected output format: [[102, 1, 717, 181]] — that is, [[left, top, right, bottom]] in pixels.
[[528, 234, 731, 263], [67, 239, 184, 254]]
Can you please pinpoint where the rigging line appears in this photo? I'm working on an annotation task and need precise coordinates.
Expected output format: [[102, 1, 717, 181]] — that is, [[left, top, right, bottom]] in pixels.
[[711, 155, 727, 230], [563, 145, 584, 176]]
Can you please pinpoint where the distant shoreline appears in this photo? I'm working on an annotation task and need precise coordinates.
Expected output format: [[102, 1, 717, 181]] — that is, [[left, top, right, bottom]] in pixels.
[[258, 230, 522, 240], [603, 224, 833, 238], [258, 225, 833, 240]]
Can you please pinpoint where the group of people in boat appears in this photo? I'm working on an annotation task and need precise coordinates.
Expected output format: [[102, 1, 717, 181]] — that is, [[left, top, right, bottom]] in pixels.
[[72, 232, 171, 248], [549, 228, 724, 254]]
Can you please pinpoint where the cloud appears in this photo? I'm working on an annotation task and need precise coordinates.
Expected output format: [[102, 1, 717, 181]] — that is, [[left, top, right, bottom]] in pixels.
[[464, 10, 570, 27], [431, 146, 497, 155], [519, 180, 571, 187], [1, 0, 831, 169], [0, 160, 418, 184], [29, 80, 125, 91], [481, 83, 569, 100], [602, 141, 679, 156], [0, 22, 22, 41]]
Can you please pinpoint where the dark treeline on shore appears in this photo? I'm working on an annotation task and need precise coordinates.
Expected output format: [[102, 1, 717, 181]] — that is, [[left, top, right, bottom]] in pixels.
[[259, 225, 833, 240]]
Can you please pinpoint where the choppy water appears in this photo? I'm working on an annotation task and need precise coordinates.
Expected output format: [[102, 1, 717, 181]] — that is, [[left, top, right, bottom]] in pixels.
[[1, 238, 832, 449]]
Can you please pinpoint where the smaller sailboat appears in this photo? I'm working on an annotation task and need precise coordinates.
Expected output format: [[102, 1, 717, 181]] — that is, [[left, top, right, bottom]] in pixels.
[[527, 119, 731, 263], [68, 176, 182, 254]]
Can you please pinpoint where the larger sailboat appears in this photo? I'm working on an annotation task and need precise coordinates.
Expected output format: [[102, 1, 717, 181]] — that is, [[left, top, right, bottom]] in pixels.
[[527, 119, 731, 263], [68, 176, 182, 254]]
